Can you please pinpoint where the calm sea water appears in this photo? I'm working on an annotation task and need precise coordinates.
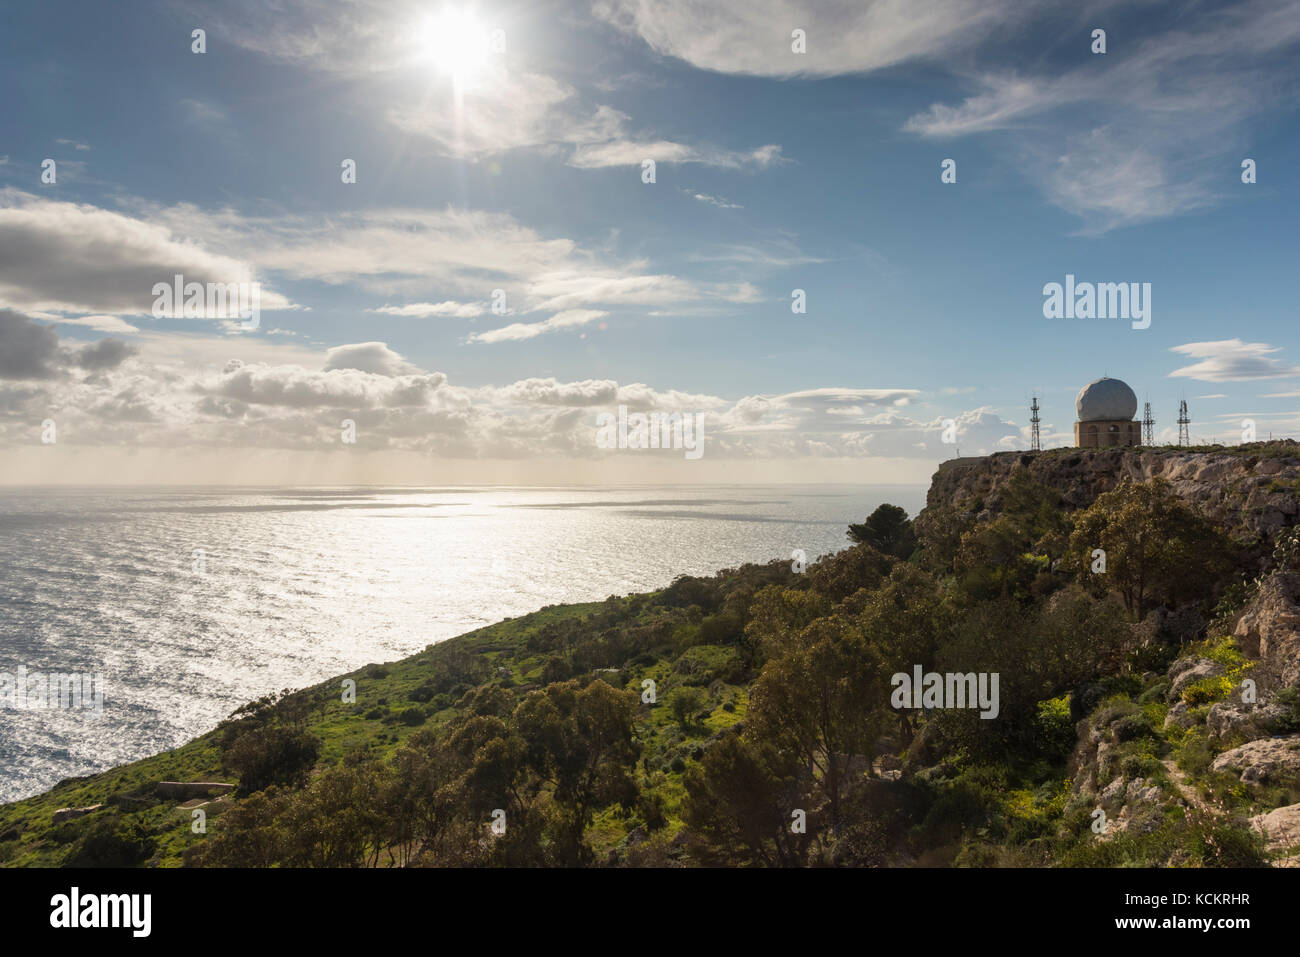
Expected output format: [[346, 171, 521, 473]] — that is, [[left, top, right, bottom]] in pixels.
[[0, 484, 924, 803]]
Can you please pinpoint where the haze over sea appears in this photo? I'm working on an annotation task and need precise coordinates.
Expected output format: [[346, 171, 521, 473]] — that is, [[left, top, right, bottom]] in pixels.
[[0, 484, 924, 802]]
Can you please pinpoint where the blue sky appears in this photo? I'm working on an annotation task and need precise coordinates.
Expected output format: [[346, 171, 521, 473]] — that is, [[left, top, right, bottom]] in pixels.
[[2, 0, 1299, 484]]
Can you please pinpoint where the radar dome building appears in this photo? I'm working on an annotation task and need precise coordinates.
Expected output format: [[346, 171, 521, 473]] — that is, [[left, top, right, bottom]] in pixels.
[[1074, 377, 1142, 447]]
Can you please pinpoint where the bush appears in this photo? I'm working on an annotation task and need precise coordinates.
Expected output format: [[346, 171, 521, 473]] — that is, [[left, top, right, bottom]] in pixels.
[[1176, 730, 1213, 778], [1273, 686, 1300, 734], [1274, 527, 1300, 572], [638, 792, 668, 831], [63, 817, 154, 868], [1112, 713, 1156, 743], [222, 723, 322, 794], [1033, 696, 1075, 759], [668, 686, 708, 728]]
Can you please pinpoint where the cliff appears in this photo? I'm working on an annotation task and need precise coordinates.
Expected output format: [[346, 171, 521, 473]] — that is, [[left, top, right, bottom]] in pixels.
[[925, 442, 1300, 542]]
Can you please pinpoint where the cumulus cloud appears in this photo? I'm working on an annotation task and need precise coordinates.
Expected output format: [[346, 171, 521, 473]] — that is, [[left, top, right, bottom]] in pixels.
[[0, 310, 135, 379], [211, 362, 449, 410], [0, 309, 63, 379], [323, 341, 419, 376], [0, 190, 297, 317], [73, 338, 138, 371], [0, 320, 1023, 468]]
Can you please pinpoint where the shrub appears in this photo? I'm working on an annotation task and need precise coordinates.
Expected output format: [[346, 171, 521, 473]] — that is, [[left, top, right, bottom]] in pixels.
[[669, 686, 708, 728], [222, 723, 321, 794], [398, 708, 427, 727], [1033, 696, 1075, 759], [63, 817, 154, 868], [1112, 713, 1156, 743]]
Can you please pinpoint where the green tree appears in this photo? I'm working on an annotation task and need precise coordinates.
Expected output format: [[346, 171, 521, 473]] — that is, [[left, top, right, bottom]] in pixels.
[[512, 679, 640, 864], [683, 731, 807, 866], [848, 503, 917, 558], [669, 686, 707, 728], [1065, 478, 1231, 618], [747, 614, 886, 831], [806, 543, 893, 603]]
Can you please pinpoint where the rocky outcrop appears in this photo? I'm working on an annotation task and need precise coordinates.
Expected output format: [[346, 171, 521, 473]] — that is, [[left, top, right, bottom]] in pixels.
[[1251, 804, 1300, 866], [52, 804, 103, 823], [1211, 736, 1300, 786], [925, 444, 1300, 542], [1234, 573, 1300, 688], [1206, 700, 1287, 740], [1168, 657, 1224, 701], [155, 781, 235, 800]]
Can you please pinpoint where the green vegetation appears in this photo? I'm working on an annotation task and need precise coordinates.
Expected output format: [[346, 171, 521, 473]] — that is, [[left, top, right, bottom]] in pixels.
[[1, 470, 1293, 868]]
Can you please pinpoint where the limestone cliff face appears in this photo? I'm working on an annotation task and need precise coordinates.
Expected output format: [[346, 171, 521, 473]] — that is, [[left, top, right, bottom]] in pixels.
[[1234, 572, 1300, 689], [924, 443, 1300, 541]]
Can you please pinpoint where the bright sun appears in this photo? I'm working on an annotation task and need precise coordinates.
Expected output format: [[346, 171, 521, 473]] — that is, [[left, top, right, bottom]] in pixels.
[[418, 8, 493, 84]]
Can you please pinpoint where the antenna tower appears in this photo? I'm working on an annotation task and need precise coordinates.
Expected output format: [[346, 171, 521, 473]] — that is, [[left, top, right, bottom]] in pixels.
[[1030, 394, 1041, 451], [1177, 399, 1190, 447], [1142, 401, 1154, 446]]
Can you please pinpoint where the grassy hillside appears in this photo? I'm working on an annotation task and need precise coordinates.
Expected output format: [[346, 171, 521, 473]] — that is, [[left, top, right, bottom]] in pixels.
[[4, 466, 1299, 868]]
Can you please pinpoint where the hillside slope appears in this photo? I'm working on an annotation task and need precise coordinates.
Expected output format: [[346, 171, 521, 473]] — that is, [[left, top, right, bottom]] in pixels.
[[5, 445, 1300, 868]]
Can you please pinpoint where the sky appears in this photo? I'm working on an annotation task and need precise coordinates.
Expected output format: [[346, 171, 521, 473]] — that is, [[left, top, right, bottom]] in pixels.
[[1, 0, 1299, 485]]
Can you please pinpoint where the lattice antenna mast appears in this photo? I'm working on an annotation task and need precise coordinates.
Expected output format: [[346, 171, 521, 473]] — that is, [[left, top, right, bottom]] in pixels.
[[1142, 400, 1155, 446], [1030, 394, 1042, 451], [1177, 398, 1190, 447]]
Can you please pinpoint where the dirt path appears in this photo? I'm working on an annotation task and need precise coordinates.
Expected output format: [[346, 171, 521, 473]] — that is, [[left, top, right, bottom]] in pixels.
[[1160, 757, 1214, 814]]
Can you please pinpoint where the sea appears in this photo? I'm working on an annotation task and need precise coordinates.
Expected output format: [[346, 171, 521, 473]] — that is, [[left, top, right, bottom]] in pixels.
[[0, 484, 926, 803]]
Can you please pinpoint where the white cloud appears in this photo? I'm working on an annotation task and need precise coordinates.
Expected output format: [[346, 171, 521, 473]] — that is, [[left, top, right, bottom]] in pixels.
[[1170, 340, 1300, 382], [369, 301, 486, 318], [683, 190, 743, 209], [192, 0, 781, 170], [467, 309, 608, 344], [51, 315, 141, 335], [134, 200, 760, 336], [593, 0, 1018, 78], [0, 190, 298, 317], [900, 0, 1300, 232], [324, 341, 419, 376]]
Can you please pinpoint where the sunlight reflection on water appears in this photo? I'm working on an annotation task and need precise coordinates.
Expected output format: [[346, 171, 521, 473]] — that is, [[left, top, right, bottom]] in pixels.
[[0, 484, 924, 801]]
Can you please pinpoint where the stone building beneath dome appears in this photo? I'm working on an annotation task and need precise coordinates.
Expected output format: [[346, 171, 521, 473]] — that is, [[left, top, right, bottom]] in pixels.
[[1074, 377, 1142, 448]]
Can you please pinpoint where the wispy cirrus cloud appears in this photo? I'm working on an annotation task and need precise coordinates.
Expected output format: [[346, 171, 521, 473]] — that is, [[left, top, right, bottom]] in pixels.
[[466, 308, 608, 344], [900, 0, 1300, 232], [1170, 339, 1300, 382], [368, 301, 486, 318], [593, 0, 1021, 78]]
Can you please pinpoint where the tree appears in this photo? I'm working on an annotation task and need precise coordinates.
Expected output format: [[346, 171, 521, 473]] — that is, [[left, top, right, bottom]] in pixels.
[[1065, 478, 1231, 619], [512, 679, 640, 864], [683, 731, 807, 866], [848, 503, 917, 558], [747, 614, 886, 831], [669, 686, 707, 728], [807, 543, 893, 603]]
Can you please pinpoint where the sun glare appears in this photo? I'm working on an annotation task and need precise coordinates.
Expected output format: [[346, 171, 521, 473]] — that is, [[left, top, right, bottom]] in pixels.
[[418, 7, 493, 84]]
